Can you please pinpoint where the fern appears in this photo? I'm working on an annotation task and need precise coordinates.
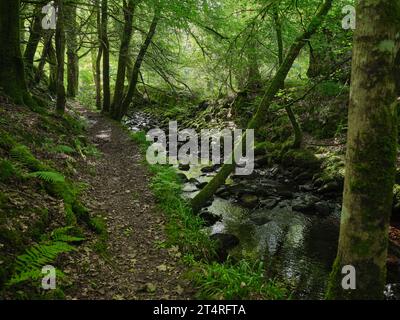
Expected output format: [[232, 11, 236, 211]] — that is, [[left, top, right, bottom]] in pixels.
[[7, 241, 75, 286], [50, 226, 85, 243], [28, 171, 65, 183], [51, 145, 75, 154], [10, 144, 47, 171]]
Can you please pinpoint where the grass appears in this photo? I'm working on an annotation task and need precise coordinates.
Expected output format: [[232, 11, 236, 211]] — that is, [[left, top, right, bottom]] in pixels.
[[128, 131, 288, 300]]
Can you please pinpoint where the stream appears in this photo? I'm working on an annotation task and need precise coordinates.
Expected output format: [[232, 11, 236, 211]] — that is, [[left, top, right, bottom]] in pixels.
[[124, 111, 400, 300]]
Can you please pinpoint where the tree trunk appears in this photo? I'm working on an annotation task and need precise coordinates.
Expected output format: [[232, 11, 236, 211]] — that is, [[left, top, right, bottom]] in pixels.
[[66, 2, 79, 97], [274, 5, 302, 148], [55, 0, 66, 113], [115, 8, 160, 120], [48, 41, 58, 95], [0, 0, 32, 105], [326, 0, 399, 300], [101, 0, 111, 113], [24, 4, 42, 75], [111, 0, 136, 118], [93, 0, 102, 110], [394, 50, 400, 96], [35, 32, 54, 84], [191, 0, 333, 213]]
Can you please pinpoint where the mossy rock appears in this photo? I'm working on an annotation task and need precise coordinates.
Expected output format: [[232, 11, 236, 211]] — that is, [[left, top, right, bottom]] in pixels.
[[281, 149, 321, 171]]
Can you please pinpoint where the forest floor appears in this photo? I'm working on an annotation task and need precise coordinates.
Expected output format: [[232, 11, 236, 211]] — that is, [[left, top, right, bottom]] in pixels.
[[63, 104, 193, 299]]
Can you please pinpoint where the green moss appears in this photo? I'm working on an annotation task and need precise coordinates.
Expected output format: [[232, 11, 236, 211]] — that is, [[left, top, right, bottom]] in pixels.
[[281, 148, 321, 170], [10, 144, 48, 171], [89, 216, 107, 235], [0, 159, 18, 182], [0, 130, 16, 150]]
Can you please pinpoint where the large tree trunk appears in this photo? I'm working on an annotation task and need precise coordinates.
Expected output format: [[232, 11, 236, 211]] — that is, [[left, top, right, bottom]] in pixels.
[[111, 0, 136, 118], [24, 4, 42, 75], [191, 0, 333, 213], [0, 0, 32, 105], [65, 2, 79, 97], [55, 0, 66, 113], [115, 8, 160, 120], [326, 0, 399, 300], [101, 0, 111, 113]]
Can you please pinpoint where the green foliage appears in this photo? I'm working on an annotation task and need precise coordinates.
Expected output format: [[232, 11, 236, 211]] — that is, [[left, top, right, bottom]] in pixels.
[[0, 130, 16, 150], [315, 81, 347, 97], [149, 164, 214, 257], [50, 226, 85, 243], [0, 158, 19, 181], [7, 241, 75, 286], [89, 216, 107, 235], [189, 260, 288, 300], [50, 145, 75, 154], [27, 171, 66, 184], [10, 144, 47, 171]]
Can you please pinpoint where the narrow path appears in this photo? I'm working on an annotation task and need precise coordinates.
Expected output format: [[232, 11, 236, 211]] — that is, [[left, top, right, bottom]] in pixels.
[[64, 106, 193, 300]]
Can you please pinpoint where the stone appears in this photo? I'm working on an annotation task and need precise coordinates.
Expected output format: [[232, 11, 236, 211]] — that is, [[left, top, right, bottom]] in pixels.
[[178, 163, 190, 171], [176, 173, 188, 183], [239, 194, 259, 208], [210, 233, 240, 262], [259, 198, 278, 209], [292, 195, 319, 213], [201, 165, 214, 173], [317, 181, 340, 194], [199, 210, 222, 227], [315, 201, 331, 216]]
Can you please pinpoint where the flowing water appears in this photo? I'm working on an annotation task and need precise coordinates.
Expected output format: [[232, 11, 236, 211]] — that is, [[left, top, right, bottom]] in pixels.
[[125, 111, 400, 300]]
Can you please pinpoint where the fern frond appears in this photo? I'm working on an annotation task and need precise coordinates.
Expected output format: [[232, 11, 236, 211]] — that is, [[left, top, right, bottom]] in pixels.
[[51, 145, 75, 154], [51, 226, 85, 243], [8, 242, 75, 286], [28, 171, 65, 183]]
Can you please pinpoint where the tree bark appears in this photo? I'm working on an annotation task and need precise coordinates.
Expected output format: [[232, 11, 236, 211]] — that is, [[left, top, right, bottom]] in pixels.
[[115, 8, 160, 120], [66, 2, 79, 97], [92, 0, 102, 110], [191, 0, 333, 213], [111, 0, 136, 118], [101, 0, 111, 113], [55, 0, 66, 113], [24, 4, 42, 75], [48, 41, 58, 95], [326, 0, 399, 300], [0, 0, 32, 106], [35, 32, 54, 84]]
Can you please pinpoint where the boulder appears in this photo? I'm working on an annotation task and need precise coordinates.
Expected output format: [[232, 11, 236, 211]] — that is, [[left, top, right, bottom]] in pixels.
[[210, 233, 240, 262], [199, 210, 221, 227], [178, 163, 190, 171], [239, 194, 259, 209]]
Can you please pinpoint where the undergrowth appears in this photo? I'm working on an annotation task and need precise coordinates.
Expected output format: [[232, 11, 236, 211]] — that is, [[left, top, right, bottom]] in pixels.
[[128, 131, 288, 300]]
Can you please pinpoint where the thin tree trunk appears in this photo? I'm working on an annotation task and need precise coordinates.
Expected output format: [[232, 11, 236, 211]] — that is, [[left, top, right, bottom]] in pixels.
[[35, 32, 54, 84], [274, 5, 302, 148], [326, 0, 399, 300], [101, 0, 110, 113], [191, 0, 333, 213], [93, 0, 102, 110], [55, 0, 66, 113], [0, 0, 32, 106], [66, 2, 79, 97], [48, 41, 58, 94], [24, 4, 42, 74], [116, 8, 160, 120], [111, 0, 136, 118]]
